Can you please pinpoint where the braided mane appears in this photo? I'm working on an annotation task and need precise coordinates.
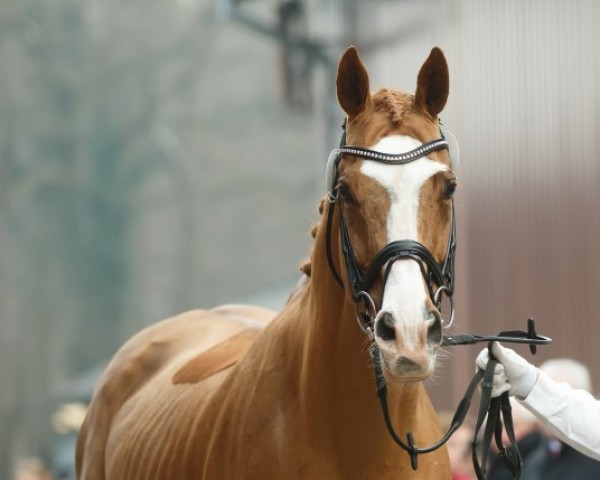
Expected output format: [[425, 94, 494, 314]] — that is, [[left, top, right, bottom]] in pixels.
[[299, 198, 326, 276]]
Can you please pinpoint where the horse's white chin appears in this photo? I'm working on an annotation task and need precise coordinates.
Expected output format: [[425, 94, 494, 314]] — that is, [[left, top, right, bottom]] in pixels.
[[380, 352, 435, 383]]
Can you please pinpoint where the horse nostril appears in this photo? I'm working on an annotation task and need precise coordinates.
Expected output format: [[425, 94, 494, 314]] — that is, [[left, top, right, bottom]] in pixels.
[[427, 315, 442, 347], [376, 311, 396, 341]]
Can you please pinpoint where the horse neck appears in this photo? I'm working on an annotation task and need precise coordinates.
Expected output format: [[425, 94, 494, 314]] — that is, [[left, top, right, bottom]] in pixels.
[[298, 201, 365, 384], [288, 201, 423, 455]]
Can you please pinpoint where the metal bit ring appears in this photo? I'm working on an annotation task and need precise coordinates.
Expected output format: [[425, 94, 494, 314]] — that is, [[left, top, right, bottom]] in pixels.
[[433, 285, 455, 329], [354, 291, 377, 334]]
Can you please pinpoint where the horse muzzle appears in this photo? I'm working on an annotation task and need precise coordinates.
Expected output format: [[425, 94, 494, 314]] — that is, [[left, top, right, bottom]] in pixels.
[[373, 309, 442, 381]]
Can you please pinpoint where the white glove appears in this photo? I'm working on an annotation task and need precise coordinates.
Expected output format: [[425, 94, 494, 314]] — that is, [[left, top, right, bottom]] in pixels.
[[475, 341, 539, 399]]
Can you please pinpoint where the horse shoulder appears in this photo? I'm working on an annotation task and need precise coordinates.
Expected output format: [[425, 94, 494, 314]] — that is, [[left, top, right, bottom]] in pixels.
[[77, 306, 275, 480]]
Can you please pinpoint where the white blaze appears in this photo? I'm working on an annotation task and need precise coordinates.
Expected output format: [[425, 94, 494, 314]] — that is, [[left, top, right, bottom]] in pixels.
[[360, 135, 447, 345]]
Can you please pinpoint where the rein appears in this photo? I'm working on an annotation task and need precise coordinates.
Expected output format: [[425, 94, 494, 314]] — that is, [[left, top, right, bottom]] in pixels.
[[324, 123, 552, 479], [373, 318, 551, 479]]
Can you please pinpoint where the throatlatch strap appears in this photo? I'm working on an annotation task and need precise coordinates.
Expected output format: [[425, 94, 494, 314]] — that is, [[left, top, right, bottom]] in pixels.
[[325, 199, 344, 288]]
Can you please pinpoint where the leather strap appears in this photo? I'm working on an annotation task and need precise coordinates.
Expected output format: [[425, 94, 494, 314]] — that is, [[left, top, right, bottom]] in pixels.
[[471, 357, 523, 479]]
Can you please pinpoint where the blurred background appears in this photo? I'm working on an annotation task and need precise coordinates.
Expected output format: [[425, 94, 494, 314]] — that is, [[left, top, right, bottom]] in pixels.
[[1, 0, 599, 478]]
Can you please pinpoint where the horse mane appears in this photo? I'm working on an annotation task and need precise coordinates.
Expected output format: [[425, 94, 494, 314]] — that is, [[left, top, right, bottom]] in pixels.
[[299, 198, 326, 277]]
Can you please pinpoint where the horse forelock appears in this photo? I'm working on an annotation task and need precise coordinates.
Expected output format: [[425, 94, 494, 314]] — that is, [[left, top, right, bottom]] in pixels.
[[345, 88, 441, 150], [372, 88, 412, 125]]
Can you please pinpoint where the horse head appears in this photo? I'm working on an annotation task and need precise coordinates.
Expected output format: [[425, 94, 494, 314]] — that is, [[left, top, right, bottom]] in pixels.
[[331, 46, 457, 383]]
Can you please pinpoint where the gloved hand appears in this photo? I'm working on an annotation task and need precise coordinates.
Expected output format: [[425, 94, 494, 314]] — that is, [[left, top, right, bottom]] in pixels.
[[475, 341, 539, 399]]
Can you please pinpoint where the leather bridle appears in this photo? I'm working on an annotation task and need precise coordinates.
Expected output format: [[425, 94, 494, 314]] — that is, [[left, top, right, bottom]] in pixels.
[[324, 121, 552, 479], [325, 122, 457, 332]]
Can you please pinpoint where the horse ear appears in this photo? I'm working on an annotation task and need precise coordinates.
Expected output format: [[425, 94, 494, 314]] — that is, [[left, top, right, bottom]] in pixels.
[[414, 47, 449, 117], [336, 46, 371, 117]]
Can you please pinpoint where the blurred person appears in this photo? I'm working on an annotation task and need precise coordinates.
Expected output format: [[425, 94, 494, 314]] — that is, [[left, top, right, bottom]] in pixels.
[[525, 358, 600, 479], [13, 457, 52, 480], [438, 410, 477, 480], [477, 345, 600, 469]]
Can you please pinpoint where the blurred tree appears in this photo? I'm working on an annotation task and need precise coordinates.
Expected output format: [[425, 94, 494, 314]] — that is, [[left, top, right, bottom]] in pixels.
[[0, 0, 213, 474]]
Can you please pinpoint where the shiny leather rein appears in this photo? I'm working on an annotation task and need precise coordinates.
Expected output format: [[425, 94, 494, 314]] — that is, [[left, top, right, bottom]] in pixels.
[[373, 318, 552, 479]]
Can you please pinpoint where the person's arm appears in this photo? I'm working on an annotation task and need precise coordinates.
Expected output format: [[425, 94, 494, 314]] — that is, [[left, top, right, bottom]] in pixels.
[[476, 342, 600, 461], [522, 369, 600, 461]]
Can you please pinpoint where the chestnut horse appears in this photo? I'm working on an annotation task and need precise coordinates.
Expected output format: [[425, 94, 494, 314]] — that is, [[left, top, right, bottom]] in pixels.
[[76, 47, 456, 479]]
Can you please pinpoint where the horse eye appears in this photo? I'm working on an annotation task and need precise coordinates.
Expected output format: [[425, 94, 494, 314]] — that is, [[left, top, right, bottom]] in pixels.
[[337, 182, 355, 204], [444, 179, 457, 199]]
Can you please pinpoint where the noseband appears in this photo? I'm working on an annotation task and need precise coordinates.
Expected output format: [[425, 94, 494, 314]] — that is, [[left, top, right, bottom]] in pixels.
[[325, 123, 457, 331]]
